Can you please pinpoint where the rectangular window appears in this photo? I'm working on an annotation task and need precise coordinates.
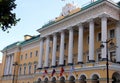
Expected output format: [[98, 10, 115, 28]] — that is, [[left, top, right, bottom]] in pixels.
[[56, 61, 58, 67], [110, 51, 116, 62], [24, 66, 26, 75], [30, 52, 32, 58], [110, 29, 115, 38], [20, 55, 23, 60], [35, 50, 38, 56], [34, 65, 37, 73], [97, 33, 101, 41], [25, 54, 27, 59], [98, 53, 101, 61], [28, 65, 31, 74], [19, 67, 22, 75]]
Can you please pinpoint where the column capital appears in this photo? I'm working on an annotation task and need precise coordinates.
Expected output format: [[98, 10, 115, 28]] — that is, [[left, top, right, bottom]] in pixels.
[[60, 30, 65, 33], [77, 23, 83, 27], [45, 35, 50, 39], [87, 18, 94, 23], [67, 26, 73, 30], [40, 37, 45, 41], [52, 32, 57, 36], [99, 13, 109, 18]]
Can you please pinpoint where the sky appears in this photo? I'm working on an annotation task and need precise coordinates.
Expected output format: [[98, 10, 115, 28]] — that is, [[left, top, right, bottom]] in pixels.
[[0, 0, 119, 62]]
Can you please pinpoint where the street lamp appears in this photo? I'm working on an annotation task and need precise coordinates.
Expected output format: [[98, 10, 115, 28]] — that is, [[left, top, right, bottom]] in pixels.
[[12, 62, 18, 83], [100, 39, 115, 83]]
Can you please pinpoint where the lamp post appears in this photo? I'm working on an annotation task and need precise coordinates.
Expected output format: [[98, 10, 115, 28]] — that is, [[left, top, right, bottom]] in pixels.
[[100, 39, 114, 83], [12, 62, 18, 83]]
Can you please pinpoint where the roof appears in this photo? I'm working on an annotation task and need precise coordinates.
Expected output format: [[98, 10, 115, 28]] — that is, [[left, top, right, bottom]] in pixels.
[[39, 0, 120, 29], [2, 41, 20, 51], [20, 35, 40, 46], [2, 35, 40, 52]]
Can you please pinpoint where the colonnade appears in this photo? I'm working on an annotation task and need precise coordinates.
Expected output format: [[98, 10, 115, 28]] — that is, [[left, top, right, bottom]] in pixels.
[[4, 54, 14, 75], [38, 15, 120, 69]]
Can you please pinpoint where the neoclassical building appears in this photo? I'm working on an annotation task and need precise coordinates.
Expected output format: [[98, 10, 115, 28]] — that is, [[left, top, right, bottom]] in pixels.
[[0, 0, 120, 83]]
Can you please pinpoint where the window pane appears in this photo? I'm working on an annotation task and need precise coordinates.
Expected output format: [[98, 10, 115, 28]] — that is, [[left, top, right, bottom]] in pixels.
[[98, 33, 101, 41], [110, 29, 115, 38], [110, 51, 116, 62], [30, 52, 32, 58], [35, 51, 38, 56]]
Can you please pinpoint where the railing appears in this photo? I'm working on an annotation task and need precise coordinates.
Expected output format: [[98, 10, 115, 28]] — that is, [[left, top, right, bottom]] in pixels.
[[15, 61, 120, 80], [17, 74, 35, 80], [2, 75, 13, 80], [35, 61, 120, 75]]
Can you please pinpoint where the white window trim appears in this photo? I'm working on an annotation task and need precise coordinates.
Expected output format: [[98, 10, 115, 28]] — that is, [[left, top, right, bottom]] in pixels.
[[108, 28, 116, 39], [108, 50, 116, 61]]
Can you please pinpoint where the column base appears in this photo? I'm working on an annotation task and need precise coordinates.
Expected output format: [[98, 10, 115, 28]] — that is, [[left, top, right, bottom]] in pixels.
[[116, 62, 120, 64], [37, 68, 42, 70], [89, 60, 95, 62], [51, 65, 57, 68], [44, 67, 49, 69], [77, 62, 83, 64], [102, 58, 107, 61], [68, 63, 73, 65], [59, 64, 64, 67]]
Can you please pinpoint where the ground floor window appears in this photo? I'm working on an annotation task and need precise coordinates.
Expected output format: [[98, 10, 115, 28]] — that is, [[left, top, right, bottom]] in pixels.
[[110, 51, 116, 63]]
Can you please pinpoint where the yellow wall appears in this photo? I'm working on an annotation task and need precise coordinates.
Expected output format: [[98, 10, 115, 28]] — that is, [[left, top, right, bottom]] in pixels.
[[0, 23, 118, 83]]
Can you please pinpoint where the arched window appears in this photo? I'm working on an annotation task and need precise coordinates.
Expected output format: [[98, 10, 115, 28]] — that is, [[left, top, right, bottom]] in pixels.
[[112, 72, 120, 83], [52, 77, 56, 83], [60, 76, 65, 83], [28, 65, 31, 74], [69, 75, 75, 83], [37, 78, 41, 83], [79, 75, 86, 83], [44, 78, 48, 83], [92, 74, 99, 83], [19, 66, 22, 75], [24, 66, 26, 75]]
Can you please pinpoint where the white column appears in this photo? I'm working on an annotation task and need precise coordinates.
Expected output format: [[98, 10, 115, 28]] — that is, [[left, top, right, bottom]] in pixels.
[[52, 33, 57, 67], [78, 24, 83, 63], [68, 27, 73, 65], [6, 56, 10, 75], [101, 16, 107, 60], [59, 30, 65, 66], [8, 55, 12, 74], [44, 36, 50, 67], [9, 55, 13, 75], [89, 19, 95, 62], [116, 21, 120, 63], [4, 56, 8, 75], [38, 38, 44, 69]]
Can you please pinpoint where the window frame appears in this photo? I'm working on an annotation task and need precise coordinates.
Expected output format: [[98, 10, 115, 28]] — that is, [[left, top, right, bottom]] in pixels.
[[97, 32, 101, 42], [109, 29, 115, 38], [20, 55, 23, 60], [35, 50, 38, 56], [28, 65, 32, 74], [25, 53, 27, 59], [30, 52, 32, 58], [109, 50, 116, 63]]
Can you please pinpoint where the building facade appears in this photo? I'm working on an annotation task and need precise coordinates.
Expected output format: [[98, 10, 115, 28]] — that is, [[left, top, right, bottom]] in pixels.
[[0, 0, 120, 83]]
